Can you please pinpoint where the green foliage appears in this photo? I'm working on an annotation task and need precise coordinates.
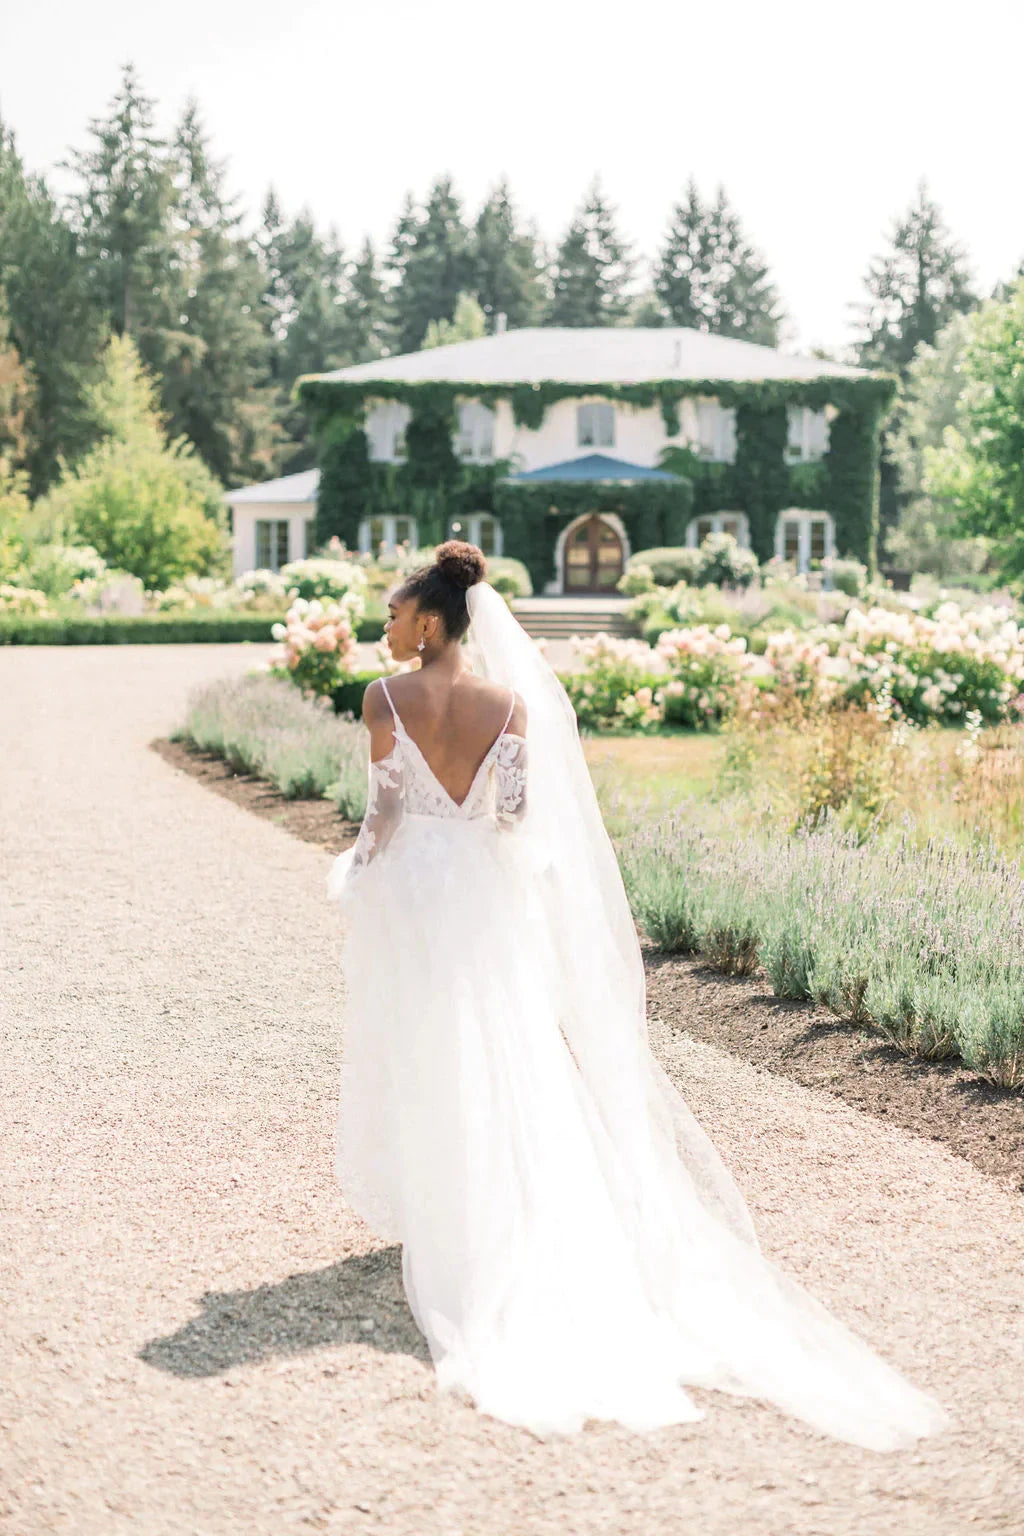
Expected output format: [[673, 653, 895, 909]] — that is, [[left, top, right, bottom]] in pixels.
[[854, 180, 977, 376], [472, 180, 547, 329], [924, 279, 1024, 587], [734, 402, 790, 560], [0, 112, 108, 492], [885, 312, 989, 579], [0, 611, 284, 643], [548, 179, 635, 326], [422, 292, 486, 350], [651, 178, 783, 345], [386, 176, 474, 353], [34, 335, 229, 589]]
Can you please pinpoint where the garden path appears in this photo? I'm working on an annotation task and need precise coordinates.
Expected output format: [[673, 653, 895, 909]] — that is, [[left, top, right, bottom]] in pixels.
[[2, 644, 1022, 1536]]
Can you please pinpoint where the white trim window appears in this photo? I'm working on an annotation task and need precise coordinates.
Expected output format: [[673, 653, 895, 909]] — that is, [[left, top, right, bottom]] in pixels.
[[358, 514, 418, 555], [453, 401, 495, 462], [255, 518, 290, 571], [686, 512, 750, 549], [365, 401, 411, 462], [695, 400, 737, 463], [449, 512, 503, 557], [786, 405, 830, 463], [775, 510, 834, 572], [576, 401, 615, 449]]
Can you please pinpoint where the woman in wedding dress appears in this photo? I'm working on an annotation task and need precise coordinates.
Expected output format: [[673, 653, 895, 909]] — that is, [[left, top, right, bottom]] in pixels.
[[326, 540, 949, 1448]]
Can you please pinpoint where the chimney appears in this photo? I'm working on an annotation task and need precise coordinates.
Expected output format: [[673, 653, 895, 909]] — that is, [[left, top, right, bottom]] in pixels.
[[495, 312, 507, 334]]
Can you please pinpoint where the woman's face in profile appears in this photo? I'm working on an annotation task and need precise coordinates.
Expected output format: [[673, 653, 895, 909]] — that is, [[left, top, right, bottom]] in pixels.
[[384, 591, 429, 662]]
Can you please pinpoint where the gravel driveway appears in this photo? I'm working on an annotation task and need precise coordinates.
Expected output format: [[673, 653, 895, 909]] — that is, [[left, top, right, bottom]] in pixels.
[[2, 643, 1022, 1536]]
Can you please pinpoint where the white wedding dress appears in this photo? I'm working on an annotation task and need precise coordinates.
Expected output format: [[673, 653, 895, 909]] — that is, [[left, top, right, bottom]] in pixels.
[[326, 583, 949, 1448]]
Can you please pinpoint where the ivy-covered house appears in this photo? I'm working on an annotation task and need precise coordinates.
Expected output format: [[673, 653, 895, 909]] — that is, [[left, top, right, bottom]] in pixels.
[[290, 328, 895, 594]]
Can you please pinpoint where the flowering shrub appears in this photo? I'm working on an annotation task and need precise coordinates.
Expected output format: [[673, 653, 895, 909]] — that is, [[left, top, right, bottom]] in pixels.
[[268, 597, 360, 699], [0, 582, 49, 614], [655, 625, 751, 728], [278, 556, 367, 618], [559, 635, 664, 732], [694, 532, 760, 589]]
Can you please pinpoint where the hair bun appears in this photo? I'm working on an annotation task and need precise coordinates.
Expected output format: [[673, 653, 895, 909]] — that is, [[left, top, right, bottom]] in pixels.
[[434, 539, 486, 589]]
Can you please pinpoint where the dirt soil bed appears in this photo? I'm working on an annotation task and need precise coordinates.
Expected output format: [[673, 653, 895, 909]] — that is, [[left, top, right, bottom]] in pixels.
[[154, 735, 1024, 1195]]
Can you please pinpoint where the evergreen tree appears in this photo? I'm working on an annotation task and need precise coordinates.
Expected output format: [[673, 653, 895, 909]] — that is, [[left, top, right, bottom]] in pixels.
[[548, 180, 635, 326], [388, 176, 472, 352], [342, 237, 388, 361], [0, 292, 34, 467], [653, 179, 782, 344], [472, 179, 546, 330], [62, 64, 180, 367], [854, 181, 977, 539], [257, 190, 363, 466], [163, 101, 281, 485], [854, 181, 976, 374], [0, 114, 107, 491]]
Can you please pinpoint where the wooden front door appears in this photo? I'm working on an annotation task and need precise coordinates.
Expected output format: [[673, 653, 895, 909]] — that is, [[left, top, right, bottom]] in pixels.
[[563, 516, 624, 593]]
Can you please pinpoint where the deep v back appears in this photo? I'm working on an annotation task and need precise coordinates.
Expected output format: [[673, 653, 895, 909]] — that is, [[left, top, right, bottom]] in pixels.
[[379, 678, 516, 816]]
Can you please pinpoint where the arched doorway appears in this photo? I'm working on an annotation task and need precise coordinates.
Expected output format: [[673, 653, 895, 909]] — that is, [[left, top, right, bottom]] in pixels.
[[562, 514, 626, 593]]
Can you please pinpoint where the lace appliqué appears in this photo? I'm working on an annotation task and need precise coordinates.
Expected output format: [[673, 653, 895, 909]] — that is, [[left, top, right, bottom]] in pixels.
[[495, 735, 528, 830], [348, 752, 404, 879]]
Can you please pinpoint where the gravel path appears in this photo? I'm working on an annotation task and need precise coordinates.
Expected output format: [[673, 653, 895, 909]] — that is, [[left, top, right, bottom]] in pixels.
[[2, 643, 1022, 1536]]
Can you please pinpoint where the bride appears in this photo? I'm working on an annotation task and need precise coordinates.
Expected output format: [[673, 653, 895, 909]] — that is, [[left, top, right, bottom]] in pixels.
[[326, 540, 949, 1448]]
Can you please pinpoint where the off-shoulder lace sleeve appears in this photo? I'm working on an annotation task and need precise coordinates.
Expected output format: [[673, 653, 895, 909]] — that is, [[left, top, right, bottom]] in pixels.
[[327, 750, 404, 907], [494, 735, 528, 830]]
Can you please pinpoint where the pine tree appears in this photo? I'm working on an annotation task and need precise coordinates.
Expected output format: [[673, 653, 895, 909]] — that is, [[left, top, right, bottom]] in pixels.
[[854, 181, 977, 539], [854, 181, 976, 374], [343, 237, 389, 361], [0, 113, 107, 492], [472, 179, 546, 330], [163, 101, 281, 485], [422, 293, 486, 350], [548, 180, 635, 326], [62, 64, 179, 363], [388, 176, 473, 352], [653, 179, 782, 344], [0, 293, 34, 466]]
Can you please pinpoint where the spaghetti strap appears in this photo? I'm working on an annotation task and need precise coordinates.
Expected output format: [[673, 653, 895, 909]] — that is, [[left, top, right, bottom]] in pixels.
[[378, 677, 400, 726], [499, 688, 516, 738]]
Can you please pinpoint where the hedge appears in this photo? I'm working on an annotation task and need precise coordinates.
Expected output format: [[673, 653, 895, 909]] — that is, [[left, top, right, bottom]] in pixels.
[[0, 612, 387, 645]]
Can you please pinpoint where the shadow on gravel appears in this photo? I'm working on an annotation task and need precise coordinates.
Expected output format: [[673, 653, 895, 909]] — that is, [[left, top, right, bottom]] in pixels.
[[139, 1245, 429, 1378]]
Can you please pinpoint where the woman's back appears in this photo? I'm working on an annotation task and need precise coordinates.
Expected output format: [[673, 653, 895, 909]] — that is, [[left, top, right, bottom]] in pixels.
[[366, 671, 526, 809]]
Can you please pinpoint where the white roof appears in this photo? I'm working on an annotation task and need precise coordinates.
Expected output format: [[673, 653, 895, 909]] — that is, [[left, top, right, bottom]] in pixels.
[[315, 327, 864, 387], [224, 469, 319, 505]]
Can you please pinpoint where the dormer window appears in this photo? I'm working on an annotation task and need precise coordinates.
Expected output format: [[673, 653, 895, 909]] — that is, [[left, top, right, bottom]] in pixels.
[[577, 402, 615, 449]]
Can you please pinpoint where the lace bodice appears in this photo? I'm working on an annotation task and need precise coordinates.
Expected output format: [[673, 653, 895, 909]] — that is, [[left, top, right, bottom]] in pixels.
[[335, 681, 528, 892]]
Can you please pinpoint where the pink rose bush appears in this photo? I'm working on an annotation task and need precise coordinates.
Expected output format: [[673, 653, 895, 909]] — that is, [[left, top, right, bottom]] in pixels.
[[268, 597, 359, 699]]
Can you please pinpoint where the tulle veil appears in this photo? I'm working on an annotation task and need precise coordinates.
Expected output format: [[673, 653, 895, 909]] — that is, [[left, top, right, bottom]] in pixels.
[[459, 580, 949, 1449]]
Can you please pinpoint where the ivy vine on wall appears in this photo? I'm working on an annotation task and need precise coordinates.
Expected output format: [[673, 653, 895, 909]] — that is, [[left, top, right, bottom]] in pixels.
[[297, 371, 896, 574]]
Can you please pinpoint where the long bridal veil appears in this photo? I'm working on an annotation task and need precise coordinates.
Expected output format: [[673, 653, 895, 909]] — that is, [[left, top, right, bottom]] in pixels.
[[459, 581, 949, 1450]]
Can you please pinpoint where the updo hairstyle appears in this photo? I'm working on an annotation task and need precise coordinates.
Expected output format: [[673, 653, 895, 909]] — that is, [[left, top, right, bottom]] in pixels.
[[397, 540, 486, 642]]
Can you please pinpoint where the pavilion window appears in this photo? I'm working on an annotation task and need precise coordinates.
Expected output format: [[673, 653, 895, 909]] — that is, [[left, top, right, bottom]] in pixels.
[[256, 519, 290, 571]]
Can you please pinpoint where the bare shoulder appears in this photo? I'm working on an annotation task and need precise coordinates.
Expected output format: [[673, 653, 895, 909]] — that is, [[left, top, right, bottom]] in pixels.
[[361, 676, 392, 725]]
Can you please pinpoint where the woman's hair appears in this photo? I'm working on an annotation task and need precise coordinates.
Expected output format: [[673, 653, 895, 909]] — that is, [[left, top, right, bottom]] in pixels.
[[397, 540, 486, 641]]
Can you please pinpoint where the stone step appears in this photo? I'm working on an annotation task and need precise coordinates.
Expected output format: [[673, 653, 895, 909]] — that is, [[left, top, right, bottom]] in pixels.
[[513, 607, 634, 640]]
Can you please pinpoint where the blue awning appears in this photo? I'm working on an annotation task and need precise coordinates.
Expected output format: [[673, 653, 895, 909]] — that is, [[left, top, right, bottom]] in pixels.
[[506, 453, 681, 484]]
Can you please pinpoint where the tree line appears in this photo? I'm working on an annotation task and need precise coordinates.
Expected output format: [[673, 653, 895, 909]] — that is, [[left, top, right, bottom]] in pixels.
[[0, 62, 1018, 534]]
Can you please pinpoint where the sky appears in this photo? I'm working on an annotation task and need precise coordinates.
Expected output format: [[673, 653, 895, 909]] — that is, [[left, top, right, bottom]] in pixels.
[[3, 0, 1022, 356]]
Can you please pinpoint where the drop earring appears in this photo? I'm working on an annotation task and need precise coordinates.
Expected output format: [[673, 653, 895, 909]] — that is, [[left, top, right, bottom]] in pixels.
[[416, 638, 426, 652]]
